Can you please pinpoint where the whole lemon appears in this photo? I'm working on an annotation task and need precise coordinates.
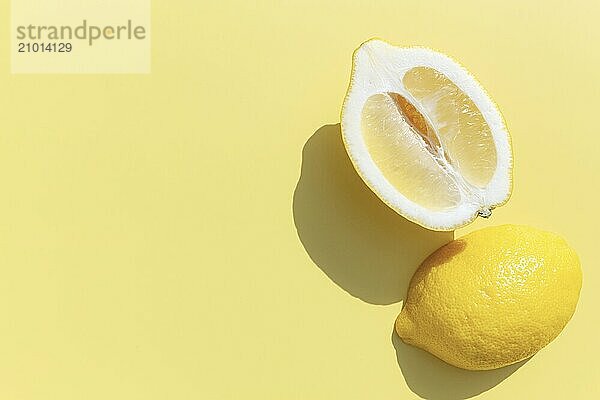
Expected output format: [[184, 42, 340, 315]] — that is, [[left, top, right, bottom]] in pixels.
[[395, 224, 582, 370]]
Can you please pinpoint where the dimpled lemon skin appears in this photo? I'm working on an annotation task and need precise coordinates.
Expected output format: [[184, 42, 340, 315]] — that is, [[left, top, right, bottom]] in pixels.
[[395, 224, 582, 370]]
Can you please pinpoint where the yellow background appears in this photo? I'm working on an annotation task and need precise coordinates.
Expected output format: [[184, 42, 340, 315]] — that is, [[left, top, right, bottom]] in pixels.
[[0, 1, 598, 399]]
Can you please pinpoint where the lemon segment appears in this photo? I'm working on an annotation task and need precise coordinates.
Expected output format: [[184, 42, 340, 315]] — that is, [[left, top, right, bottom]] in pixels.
[[403, 66, 498, 188]]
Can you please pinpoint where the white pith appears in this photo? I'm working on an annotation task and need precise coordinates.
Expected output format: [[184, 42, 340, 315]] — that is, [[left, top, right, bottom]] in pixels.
[[341, 40, 512, 231]]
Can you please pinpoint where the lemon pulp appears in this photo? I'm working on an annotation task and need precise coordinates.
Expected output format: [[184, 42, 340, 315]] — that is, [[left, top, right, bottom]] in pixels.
[[360, 67, 498, 211]]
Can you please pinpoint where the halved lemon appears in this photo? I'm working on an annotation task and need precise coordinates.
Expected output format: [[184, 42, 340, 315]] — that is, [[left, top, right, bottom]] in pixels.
[[341, 39, 512, 231]]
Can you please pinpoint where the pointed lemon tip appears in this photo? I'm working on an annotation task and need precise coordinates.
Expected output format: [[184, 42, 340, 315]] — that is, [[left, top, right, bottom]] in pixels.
[[395, 310, 415, 341]]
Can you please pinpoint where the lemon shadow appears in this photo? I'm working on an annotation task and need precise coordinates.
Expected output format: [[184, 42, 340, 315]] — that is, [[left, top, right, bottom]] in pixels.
[[292, 123, 452, 305], [392, 329, 529, 399]]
